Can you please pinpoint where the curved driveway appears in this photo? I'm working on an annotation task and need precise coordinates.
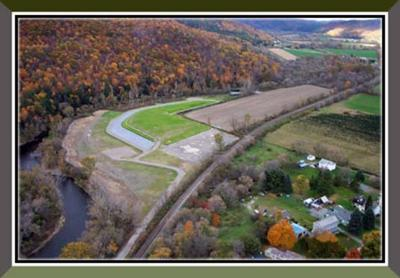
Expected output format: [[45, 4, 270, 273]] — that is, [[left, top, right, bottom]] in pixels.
[[106, 109, 155, 151]]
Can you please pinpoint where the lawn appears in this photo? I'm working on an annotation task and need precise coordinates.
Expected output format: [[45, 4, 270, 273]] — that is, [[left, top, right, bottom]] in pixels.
[[122, 99, 217, 145], [344, 94, 381, 115], [285, 48, 377, 59], [330, 186, 357, 210], [233, 140, 299, 167], [218, 207, 255, 243], [324, 48, 377, 59], [284, 48, 324, 58], [254, 194, 316, 229]]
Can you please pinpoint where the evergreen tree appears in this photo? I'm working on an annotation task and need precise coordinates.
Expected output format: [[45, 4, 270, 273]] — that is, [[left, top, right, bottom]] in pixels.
[[348, 210, 363, 235], [264, 169, 292, 194], [363, 207, 375, 230], [349, 178, 360, 192], [365, 195, 373, 211], [355, 170, 365, 183], [310, 170, 334, 196]]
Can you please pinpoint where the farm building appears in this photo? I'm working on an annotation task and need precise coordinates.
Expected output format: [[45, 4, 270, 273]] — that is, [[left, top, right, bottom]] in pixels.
[[264, 247, 305, 260], [318, 159, 336, 171], [291, 222, 309, 238], [332, 205, 352, 225], [312, 215, 339, 234]]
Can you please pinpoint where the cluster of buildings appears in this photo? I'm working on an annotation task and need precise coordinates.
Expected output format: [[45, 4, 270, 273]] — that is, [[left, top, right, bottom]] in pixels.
[[298, 155, 336, 171], [353, 194, 382, 216]]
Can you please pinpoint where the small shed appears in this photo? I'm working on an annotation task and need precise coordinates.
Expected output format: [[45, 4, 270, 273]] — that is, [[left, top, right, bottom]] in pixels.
[[318, 159, 336, 171], [320, 196, 331, 204], [307, 154, 316, 161]]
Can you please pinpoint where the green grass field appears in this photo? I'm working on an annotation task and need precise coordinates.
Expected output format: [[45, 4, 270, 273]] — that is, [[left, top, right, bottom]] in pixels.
[[285, 48, 377, 59], [325, 48, 377, 58], [344, 94, 381, 115], [122, 99, 217, 145], [284, 48, 324, 58], [218, 208, 255, 243], [254, 194, 316, 229]]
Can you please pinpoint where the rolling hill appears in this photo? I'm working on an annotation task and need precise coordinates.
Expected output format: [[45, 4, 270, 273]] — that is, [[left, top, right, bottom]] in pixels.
[[18, 19, 279, 144]]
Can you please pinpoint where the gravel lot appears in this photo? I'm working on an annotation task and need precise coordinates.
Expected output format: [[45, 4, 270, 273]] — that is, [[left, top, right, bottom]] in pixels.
[[162, 128, 238, 163]]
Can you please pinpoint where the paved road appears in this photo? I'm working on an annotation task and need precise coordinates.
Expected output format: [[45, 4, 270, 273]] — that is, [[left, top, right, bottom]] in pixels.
[[106, 109, 155, 151], [129, 89, 363, 259]]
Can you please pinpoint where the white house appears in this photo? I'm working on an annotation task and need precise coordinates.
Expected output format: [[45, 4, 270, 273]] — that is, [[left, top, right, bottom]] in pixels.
[[312, 215, 339, 234], [318, 159, 336, 171]]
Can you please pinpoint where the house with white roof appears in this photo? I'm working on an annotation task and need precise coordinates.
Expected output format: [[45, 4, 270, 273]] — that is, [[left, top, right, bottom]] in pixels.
[[318, 159, 336, 171]]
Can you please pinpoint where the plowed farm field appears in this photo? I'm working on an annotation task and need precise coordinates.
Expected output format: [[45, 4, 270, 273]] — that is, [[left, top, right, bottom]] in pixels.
[[185, 85, 331, 132]]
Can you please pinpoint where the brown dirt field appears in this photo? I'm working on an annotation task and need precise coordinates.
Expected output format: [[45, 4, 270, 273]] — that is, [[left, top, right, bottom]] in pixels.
[[269, 48, 297, 61], [185, 85, 331, 132]]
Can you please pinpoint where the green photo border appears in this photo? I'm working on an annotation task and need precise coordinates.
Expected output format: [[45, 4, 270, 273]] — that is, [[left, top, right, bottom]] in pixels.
[[1, 0, 398, 277]]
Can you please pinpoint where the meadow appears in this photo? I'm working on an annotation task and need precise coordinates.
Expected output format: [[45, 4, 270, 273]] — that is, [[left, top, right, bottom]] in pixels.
[[122, 99, 217, 145], [285, 48, 377, 59]]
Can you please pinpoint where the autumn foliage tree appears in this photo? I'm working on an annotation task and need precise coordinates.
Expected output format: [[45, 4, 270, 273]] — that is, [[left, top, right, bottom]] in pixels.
[[292, 175, 310, 196], [211, 212, 221, 227], [60, 241, 95, 259], [267, 219, 297, 250], [18, 19, 279, 144], [345, 248, 361, 259]]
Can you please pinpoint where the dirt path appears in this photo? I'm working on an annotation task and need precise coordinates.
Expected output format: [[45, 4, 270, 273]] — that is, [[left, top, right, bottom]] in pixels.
[[114, 140, 186, 259]]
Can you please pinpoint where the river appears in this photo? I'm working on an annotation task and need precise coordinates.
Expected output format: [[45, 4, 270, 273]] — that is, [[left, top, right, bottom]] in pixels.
[[19, 146, 89, 259]]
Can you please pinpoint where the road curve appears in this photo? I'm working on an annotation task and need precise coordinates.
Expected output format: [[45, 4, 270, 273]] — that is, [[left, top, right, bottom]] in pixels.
[[107, 109, 155, 151]]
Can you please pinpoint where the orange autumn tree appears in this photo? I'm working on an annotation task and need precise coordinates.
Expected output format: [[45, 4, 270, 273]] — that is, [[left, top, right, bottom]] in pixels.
[[183, 220, 194, 236], [211, 212, 221, 227], [345, 248, 361, 259], [267, 219, 297, 250]]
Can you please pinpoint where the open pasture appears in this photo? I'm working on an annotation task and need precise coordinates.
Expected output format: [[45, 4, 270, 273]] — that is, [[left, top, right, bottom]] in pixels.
[[185, 85, 331, 132]]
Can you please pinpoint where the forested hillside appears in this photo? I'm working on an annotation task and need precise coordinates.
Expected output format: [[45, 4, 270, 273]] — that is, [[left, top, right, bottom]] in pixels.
[[179, 19, 273, 46], [18, 19, 279, 144]]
